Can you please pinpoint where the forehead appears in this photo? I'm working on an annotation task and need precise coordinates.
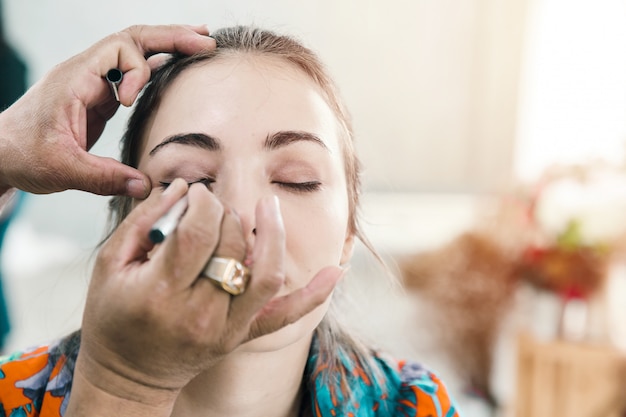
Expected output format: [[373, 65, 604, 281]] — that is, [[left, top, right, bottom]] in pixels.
[[140, 55, 342, 156]]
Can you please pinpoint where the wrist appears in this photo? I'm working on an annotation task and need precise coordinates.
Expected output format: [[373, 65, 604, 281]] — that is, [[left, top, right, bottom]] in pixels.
[[66, 352, 180, 417]]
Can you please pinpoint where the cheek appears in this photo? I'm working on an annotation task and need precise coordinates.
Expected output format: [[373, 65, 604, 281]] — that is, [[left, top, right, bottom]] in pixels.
[[281, 193, 349, 286]]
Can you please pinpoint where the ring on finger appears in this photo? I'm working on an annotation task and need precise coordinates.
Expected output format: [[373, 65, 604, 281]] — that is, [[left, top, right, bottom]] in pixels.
[[201, 256, 250, 295]]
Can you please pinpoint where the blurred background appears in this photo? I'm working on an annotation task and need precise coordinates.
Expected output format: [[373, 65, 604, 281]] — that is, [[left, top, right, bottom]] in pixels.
[[1, 0, 626, 416]]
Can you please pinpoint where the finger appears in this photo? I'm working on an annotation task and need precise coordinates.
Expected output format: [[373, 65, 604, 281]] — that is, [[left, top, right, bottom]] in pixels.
[[69, 152, 150, 198], [119, 25, 215, 105], [248, 266, 344, 339], [186, 207, 246, 323], [228, 196, 285, 326], [154, 183, 223, 289], [126, 24, 215, 57], [86, 99, 121, 147], [92, 25, 216, 106], [102, 178, 188, 268], [146, 53, 172, 71], [115, 60, 151, 106], [213, 207, 246, 259]]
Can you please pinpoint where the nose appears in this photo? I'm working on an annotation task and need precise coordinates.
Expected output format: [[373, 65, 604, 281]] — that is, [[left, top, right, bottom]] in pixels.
[[215, 177, 258, 244]]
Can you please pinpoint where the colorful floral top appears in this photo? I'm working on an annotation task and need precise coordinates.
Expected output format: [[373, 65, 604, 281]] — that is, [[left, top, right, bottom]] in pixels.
[[0, 339, 459, 417]]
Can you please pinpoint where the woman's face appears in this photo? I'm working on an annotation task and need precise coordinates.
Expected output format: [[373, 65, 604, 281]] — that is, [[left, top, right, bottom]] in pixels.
[[135, 56, 354, 351]]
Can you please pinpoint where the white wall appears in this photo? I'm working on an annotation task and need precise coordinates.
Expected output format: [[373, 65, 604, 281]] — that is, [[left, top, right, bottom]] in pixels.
[[515, 0, 626, 181], [2, 0, 528, 247]]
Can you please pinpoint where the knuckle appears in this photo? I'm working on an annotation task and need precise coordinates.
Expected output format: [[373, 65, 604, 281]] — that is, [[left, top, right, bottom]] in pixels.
[[138, 62, 151, 80], [179, 222, 219, 251], [257, 270, 285, 295], [123, 25, 143, 38], [106, 30, 133, 49], [180, 315, 211, 343], [96, 243, 114, 265]]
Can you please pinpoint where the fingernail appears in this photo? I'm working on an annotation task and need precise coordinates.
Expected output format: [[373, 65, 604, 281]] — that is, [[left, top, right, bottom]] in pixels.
[[127, 178, 149, 199]]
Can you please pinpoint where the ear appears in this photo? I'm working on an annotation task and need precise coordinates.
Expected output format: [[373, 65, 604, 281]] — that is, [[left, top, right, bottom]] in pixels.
[[340, 232, 356, 266]]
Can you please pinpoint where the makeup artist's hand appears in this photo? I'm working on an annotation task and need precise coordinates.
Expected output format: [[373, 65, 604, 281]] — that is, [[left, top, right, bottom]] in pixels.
[[0, 24, 216, 199], [68, 179, 342, 417]]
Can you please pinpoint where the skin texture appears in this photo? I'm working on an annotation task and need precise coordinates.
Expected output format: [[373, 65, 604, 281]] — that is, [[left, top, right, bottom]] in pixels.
[[70, 54, 352, 417], [137, 57, 355, 351]]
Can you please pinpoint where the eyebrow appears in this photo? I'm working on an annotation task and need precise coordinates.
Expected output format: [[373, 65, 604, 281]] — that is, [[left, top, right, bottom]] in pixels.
[[148, 130, 329, 156], [149, 133, 221, 156], [264, 131, 329, 152]]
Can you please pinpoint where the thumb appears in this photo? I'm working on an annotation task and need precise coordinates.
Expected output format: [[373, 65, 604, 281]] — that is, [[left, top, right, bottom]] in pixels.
[[72, 152, 151, 198], [247, 266, 345, 340]]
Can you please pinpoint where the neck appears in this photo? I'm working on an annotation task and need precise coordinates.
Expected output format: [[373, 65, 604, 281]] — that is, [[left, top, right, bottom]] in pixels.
[[171, 334, 313, 417]]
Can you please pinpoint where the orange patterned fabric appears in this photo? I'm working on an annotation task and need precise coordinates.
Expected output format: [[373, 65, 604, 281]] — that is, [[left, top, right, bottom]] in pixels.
[[0, 341, 460, 416], [0, 342, 70, 417]]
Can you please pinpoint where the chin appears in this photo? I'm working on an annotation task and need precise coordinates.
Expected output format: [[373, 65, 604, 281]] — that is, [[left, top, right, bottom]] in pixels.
[[236, 301, 330, 353]]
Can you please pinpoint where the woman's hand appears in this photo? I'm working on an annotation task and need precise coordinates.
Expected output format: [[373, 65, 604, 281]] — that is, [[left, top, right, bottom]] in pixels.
[[68, 179, 342, 416], [0, 25, 216, 198]]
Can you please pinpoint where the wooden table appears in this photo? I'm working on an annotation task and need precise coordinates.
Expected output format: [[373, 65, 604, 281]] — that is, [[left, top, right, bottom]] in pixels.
[[515, 333, 626, 417]]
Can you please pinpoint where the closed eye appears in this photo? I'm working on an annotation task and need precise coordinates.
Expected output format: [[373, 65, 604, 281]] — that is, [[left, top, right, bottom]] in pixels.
[[273, 181, 322, 193]]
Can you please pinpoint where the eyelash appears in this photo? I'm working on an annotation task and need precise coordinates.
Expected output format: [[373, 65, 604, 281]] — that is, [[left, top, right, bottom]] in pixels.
[[159, 178, 215, 190], [158, 179, 321, 193], [273, 181, 322, 193]]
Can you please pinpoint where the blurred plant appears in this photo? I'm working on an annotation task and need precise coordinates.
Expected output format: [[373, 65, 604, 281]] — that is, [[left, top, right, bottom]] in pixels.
[[400, 231, 518, 407], [515, 164, 623, 298], [516, 221, 608, 298], [398, 162, 626, 408]]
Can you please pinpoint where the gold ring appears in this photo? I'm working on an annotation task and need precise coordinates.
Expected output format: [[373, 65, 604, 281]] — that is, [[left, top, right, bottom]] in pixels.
[[201, 256, 250, 295]]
